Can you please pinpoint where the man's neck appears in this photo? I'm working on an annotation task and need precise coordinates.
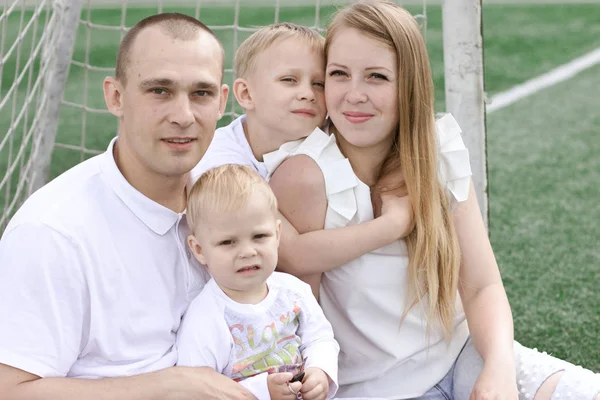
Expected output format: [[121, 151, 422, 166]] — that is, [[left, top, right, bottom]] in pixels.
[[113, 142, 188, 213], [243, 117, 283, 162]]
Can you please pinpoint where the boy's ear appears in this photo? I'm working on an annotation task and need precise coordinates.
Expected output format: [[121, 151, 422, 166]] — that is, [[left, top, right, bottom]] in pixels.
[[188, 235, 207, 266], [275, 219, 282, 244], [233, 78, 255, 111]]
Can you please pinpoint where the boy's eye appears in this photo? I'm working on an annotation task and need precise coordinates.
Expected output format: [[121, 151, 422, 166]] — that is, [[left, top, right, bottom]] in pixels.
[[313, 81, 325, 88], [218, 240, 233, 246], [281, 77, 297, 83], [253, 233, 269, 240], [328, 70, 347, 77]]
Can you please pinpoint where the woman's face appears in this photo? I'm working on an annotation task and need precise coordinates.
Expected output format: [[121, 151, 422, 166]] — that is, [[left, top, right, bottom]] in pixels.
[[325, 27, 399, 150]]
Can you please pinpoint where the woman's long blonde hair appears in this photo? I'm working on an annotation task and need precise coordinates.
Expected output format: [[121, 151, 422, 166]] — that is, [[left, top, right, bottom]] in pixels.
[[325, 0, 461, 339]]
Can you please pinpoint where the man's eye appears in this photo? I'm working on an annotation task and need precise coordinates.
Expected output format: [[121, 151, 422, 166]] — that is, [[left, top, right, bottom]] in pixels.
[[194, 91, 211, 97], [151, 88, 166, 95]]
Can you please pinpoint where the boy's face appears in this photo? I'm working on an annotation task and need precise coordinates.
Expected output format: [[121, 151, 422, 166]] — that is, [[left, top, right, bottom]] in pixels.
[[246, 37, 326, 143], [188, 194, 281, 301]]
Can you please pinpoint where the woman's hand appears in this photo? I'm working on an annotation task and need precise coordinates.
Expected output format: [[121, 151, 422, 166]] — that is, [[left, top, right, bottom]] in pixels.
[[470, 362, 518, 400]]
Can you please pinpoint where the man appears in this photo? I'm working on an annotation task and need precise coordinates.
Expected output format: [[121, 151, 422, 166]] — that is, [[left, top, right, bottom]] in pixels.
[[0, 13, 261, 400]]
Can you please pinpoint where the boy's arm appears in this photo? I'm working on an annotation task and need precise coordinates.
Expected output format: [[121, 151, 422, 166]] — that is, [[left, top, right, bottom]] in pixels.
[[177, 292, 266, 399], [270, 155, 412, 278], [294, 280, 339, 399]]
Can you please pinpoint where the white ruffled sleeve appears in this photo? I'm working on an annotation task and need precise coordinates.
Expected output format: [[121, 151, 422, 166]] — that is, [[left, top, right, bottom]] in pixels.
[[436, 114, 472, 209], [263, 127, 359, 228]]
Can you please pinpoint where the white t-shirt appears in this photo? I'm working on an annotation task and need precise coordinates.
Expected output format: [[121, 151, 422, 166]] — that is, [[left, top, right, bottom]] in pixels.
[[0, 137, 210, 379], [264, 114, 473, 398], [191, 115, 268, 181], [177, 272, 339, 400]]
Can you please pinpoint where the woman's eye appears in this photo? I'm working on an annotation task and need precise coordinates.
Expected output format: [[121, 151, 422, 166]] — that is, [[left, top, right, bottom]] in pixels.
[[328, 70, 347, 77], [370, 73, 388, 81]]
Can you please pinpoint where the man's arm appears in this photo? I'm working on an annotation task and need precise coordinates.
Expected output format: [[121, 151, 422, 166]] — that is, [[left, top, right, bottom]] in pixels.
[[0, 363, 255, 400], [0, 225, 256, 400]]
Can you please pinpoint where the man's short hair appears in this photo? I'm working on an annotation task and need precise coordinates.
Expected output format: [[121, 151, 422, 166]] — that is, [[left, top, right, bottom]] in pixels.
[[187, 164, 278, 229], [116, 13, 224, 84], [234, 22, 325, 79]]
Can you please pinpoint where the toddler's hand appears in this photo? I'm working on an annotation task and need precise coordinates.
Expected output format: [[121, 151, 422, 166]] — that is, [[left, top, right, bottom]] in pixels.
[[380, 193, 413, 239], [267, 372, 302, 400], [300, 367, 329, 400]]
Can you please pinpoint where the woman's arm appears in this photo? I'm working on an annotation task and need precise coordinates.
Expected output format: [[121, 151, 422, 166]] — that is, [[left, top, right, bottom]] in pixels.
[[270, 155, 412, 287], [455, 181, 518, 395]]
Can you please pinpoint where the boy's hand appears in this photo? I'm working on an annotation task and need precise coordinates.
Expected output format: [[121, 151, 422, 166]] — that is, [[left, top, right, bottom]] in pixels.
[[380, 193, 413, 239], [300, 367, 329, 400], [267, 372, 302, 400]]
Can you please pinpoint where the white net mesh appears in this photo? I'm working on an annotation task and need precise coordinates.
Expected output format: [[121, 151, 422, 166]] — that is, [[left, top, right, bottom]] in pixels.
[[0, 0, 53, 229], [0, 0, 429, 230]]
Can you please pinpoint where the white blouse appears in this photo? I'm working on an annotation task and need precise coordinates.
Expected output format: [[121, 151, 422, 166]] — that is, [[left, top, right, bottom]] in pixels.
[[264, 114, 473, 398]]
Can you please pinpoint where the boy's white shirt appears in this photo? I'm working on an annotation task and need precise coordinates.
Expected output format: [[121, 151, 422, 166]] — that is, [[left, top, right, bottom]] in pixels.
[[177, 271, 339, 400], [191, 115, 269, 181]]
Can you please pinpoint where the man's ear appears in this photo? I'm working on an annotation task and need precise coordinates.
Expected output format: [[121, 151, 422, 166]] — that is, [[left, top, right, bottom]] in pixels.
[[104, 76, 124, 118], [233, 78, 254, 111], [218, 83, 229, 120], [188, 235, 207, 265]]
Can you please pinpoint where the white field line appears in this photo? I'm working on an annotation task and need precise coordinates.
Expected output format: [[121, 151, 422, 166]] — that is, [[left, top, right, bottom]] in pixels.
[[487, 46, 600, 113]]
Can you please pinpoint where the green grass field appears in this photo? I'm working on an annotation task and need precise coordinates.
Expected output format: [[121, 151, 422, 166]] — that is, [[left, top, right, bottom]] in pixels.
[[1, 2, 599, 371]]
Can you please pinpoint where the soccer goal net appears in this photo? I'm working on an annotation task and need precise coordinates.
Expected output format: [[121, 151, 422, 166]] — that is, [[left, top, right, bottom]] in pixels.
[[0, 0, 485, 231]]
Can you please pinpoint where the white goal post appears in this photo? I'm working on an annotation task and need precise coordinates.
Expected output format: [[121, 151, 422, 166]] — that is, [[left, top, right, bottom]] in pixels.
[[0, 0, 486, 230]]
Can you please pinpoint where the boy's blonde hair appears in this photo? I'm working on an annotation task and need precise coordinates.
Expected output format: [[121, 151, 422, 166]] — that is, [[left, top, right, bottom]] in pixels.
[[234, 22, 325, 79], [187, 164, 278, 229]]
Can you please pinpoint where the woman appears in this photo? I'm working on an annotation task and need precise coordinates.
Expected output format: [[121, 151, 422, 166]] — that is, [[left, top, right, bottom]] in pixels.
[[267, 1, 600, 399]]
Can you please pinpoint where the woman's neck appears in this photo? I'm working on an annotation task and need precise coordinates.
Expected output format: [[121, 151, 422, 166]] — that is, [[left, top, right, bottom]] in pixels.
[[336, 129, 393, 188]]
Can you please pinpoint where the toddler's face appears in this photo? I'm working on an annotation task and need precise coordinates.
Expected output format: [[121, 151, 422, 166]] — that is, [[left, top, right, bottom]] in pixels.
[[189, 194, 280, 301], [247, 37, 327, 143]]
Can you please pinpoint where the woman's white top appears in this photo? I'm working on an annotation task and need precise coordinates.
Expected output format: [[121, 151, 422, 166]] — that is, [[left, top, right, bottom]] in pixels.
[[264, 114, 473, 398]]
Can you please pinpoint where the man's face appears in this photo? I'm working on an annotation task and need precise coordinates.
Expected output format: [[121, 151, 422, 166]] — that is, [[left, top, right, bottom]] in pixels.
[[109, 26, 228, 180]]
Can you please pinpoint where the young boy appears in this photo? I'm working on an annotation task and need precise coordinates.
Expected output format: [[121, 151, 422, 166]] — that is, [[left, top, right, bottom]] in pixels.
[[190, 22, 413, 299], [192, 22, 326, 181], [177, 164, 339, 400]]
